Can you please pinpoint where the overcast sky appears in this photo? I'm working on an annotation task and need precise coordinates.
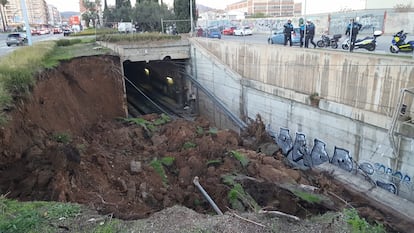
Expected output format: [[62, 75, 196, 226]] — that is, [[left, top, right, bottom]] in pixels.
[[46, 0, 365, 14]]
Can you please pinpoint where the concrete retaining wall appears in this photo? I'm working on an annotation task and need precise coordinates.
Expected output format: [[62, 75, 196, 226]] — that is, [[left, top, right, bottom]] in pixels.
[[190, 38, 414, 202], [202, 9, 414, 35]]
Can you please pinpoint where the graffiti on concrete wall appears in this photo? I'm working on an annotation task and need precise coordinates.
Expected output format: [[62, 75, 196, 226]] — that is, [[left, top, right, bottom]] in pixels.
[[272, 127, 414, 201], [329, 12, 384, 35]]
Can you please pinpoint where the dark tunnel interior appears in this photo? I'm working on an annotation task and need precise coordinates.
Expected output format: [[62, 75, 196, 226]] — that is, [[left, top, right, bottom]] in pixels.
[[122, 59, 194, 117]]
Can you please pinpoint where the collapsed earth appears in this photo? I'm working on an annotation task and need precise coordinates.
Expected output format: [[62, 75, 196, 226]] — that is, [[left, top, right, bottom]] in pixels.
[[0, 55, 412, 232]]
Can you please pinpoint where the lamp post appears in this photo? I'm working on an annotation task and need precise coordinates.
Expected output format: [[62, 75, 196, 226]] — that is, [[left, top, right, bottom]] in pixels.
[[20, 0, 32, 45]]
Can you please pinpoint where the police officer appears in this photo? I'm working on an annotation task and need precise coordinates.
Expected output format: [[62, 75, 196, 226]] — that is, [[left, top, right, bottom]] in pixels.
[[305, 19, 316, 48], [345, 18, 362, 52], [283, 19, 294, 46]]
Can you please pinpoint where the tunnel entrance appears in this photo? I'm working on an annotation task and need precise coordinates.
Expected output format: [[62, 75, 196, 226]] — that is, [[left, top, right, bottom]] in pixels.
[[123, 59, 197, 118]]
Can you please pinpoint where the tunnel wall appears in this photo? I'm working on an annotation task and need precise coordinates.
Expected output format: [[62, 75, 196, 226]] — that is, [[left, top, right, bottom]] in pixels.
[[190, 38, 414, 202]]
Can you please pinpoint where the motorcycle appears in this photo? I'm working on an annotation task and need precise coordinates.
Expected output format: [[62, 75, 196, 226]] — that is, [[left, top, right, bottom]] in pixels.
[[317, 33, 342, 49], [390, 30, 414, 53], [341, 30, 382, 51]]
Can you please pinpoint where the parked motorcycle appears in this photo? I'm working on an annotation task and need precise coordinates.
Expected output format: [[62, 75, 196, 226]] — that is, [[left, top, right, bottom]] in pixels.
[[341, 30, 382, 51], [390, 30, 414, 53], [317, 33, 342, 49]]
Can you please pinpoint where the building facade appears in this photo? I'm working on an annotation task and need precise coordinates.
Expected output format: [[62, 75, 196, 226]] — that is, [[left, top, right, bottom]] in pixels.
[[4, 0, 49, 27], [226, 0, 301, 17]]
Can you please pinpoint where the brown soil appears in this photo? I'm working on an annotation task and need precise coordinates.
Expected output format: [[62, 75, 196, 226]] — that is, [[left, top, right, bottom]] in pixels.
[[0, 55, 411, 232]]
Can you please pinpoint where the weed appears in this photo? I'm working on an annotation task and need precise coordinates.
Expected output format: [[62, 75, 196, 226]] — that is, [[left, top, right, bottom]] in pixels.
[[207, 127, 218, 135], [160, 156, 175, 166], [227, 183, 260, 212], [153, 113, 171, 125], [183, 141, 197, 149], [196, 126, 204, 135], [124, 117, 156, 132], [206, 159, 222, 166], [292, 190, 322, 204], [230, 150, 249, 167], [344, 208, 386, 233], [149, 157, 175, 186], [52, 132, 72, 144]]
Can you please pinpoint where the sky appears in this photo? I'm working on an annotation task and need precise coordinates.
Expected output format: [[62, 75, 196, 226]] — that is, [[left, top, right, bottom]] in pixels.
[[46, 0, 365, 14]]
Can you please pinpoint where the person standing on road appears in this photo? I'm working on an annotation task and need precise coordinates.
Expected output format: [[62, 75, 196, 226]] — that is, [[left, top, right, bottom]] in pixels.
[[305, 19, 316, 48], [283, 19, 294, 46], [299, 18, 305, 47], [345, 18, 362, 52]]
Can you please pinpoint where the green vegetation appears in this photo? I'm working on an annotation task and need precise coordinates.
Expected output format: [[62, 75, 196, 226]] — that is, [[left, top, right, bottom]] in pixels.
[[221, 174, 259, 212], [292, 190, 322, 204], [196, 126, 204, 135], [149, 157, 175, 185], [207, 127, 218, 135], [92, 219, 121, 233], [51, 132, 72, 144], [206, 159, 222, 166], [124, 114, 171, 133], [97, 33, 180, 43], [230, 150, 250, 167], [183, 141, 197, 149], [0, 196, 80, 233], [344, 208, 386, 233]]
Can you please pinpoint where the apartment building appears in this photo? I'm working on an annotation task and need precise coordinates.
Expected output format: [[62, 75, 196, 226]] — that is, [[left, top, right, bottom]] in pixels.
[[226, 0, 301, 17], [4, 0, 50, 27], [48, 4, 61, 26]]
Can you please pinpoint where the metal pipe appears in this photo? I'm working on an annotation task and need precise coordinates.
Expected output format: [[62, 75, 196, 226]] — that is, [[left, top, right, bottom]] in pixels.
[[193, 176, 223, 215]]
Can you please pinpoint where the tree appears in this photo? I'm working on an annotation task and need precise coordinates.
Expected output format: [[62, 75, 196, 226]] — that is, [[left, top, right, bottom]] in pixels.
[[173, 0, 196, 33], [81, 0, 101, 28], [132, 1, 173, 32], [0, 0, 8, 32]]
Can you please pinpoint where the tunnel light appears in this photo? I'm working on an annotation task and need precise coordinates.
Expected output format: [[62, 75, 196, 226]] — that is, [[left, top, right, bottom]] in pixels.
[[144, 68, 150, 76], [166, 76, 174, 85]]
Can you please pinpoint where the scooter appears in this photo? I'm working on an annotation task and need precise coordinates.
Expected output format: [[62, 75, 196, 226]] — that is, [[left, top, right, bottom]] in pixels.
[[317, 33, 342, 49], [390, 30, 414, 53], [341, 30, 382, 51]]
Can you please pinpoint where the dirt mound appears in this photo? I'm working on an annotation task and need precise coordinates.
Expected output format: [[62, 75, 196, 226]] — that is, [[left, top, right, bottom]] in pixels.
[[0, 56, 410, 232]]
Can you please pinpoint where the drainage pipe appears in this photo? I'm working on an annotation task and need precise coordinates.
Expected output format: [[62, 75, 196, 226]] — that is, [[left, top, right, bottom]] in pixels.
[[193, 176, 223, 215]]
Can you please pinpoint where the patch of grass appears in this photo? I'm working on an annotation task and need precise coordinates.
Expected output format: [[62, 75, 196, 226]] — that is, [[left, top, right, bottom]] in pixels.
[[0, 196, 81, 233], [160, 156, 175, 166], [207, 127, 218, 135], [92, 219, 121, 233], [230, 150, 250, 167], [292, 190, 322, 204], [344, 208, 386, 233], [52, 132, 72, 144], [153, 113, 171, 125], [183, 141, 197, 149], [96, 32, 181, 43], [124, 114, 171, 133], [149, 157, 175, 186], [196, 126, 204, 135], [227, 183, 260, 212]]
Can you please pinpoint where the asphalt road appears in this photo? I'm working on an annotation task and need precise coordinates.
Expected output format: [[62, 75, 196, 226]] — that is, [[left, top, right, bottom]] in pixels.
[[0, 32, 64, 57]]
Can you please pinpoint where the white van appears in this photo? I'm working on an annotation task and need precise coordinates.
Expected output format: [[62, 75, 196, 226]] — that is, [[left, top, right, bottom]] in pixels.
[[118, 22, 135, 33]]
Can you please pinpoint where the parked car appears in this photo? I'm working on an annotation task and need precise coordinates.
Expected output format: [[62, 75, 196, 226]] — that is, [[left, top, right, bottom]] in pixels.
[[6, 33, 28, 46], [53, 27, 62, 34], [233, 26, 253, 36], [222, 26, 237, 35], [201, 28, 221, 39], [63, 29, 72, 36], [268, 27, 301, 45]]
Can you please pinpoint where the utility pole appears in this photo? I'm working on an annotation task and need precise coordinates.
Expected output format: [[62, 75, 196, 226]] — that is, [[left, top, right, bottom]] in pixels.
[[20, 0, 32, 46]]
